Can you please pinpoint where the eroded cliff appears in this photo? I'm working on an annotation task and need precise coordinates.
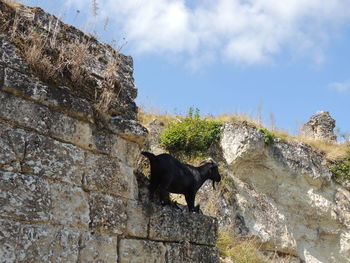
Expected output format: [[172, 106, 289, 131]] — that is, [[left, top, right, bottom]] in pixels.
[[198, 122, 350, 263], [142, 116, 350, 262]]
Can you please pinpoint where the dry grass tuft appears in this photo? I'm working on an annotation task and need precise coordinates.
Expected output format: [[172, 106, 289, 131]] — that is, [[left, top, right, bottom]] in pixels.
[[217, 231, 266, 263], [95, 57, 121, 112], [1, 0, 123, 113], [23, 30, 56, 79], [217, 231, 298, 263], [138, 106, 178, 127], [63, 39, 92, 85], [299, 139, 350, 161], [3, 0, 21, 9], [211, 113, 263, 129]]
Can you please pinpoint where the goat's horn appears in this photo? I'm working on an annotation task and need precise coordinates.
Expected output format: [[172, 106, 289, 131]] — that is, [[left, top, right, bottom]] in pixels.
[[208, 158, 214, 163]]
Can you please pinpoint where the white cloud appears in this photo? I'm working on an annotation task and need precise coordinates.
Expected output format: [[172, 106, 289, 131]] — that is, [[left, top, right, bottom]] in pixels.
[[329, 81, 350, 93], [64, 0, 350, 66]]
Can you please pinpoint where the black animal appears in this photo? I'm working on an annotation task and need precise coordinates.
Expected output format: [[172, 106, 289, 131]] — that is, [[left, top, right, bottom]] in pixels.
[[141, 151, 221, 212]]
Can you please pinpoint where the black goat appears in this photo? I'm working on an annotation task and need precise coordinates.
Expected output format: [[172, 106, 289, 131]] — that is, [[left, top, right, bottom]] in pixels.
[[141, 151, 221, 212]]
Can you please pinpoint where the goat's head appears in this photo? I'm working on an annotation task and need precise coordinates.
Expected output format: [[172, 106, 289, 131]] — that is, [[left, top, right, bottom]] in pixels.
[[201, 159, 221, 189]]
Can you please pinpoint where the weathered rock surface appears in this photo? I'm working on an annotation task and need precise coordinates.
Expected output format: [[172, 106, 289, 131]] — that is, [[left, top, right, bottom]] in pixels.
[[0, 1, 137, 120], [301, 111, 337, 142], [0, 1, 220, 262], [198, 122, 350, 263], [149, 206, 218, 245], [143, 117, 350, 262], [144, 118, 167, 155]]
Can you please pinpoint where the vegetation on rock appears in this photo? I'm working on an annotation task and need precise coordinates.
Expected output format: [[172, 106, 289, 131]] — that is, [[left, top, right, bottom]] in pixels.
[[217, 232, 266, 263], [0, 0, 122, 113], [259, 128, 275, 145], [327, 147, 350, 183], [160, 108, 223, 157]]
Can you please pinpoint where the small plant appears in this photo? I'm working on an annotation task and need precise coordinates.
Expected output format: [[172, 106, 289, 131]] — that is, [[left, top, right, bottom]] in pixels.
[[259, 128, 275, 145], [327, 147, 350, 183], [160, 108, 223, 157], [217, 232, 266, 263]]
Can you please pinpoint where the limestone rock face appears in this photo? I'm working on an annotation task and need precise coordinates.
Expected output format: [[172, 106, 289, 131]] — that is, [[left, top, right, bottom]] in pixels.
[[0, 2, 220, 262], [198, 121, 350, 263], [301, 111, 337, 142]]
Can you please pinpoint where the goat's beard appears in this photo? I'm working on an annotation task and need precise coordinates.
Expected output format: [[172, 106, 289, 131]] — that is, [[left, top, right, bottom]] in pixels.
[[212, 180, 216, 190]]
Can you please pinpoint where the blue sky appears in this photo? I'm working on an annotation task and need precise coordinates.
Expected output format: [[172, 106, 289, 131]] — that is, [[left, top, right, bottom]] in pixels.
[[24, 0, 350, 137]]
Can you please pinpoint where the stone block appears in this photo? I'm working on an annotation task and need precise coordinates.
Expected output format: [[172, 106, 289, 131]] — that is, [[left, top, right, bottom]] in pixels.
[[49, 112, 95, 149], [0, 121, 24, 173], [88, 192, 127, 235], [18, 225, 80, 263], [126, 200, 149, 238], [0, 172, 89, 228], [79, 232, 118, 263], [0, 218, 80, 263], [119, 239, 166, 263], [0, 90, 110, 153], [0, 218, 20, 262], [106, 116, 148, 145], [149, 206, 218, 246], [83, 153, 137, 199], [50, 182, 89, 229], [0, 90, 54, 134], [22, 132, 85, 185], [2, 67, 94, 123], [0, 36, 28, 72], [166, 242, 220, 263], [110, 135, 141, 168], [0, 120, 86, 186], [0, 172, 51, 222]]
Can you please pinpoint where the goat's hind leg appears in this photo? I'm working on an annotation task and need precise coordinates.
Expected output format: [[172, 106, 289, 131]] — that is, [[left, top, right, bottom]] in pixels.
[[148, 175, 159, 201]]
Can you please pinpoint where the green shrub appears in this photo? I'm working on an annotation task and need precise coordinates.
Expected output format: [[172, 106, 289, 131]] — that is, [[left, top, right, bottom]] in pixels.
[[328, 147, 350, 183], [259, 128, 275, 145], [160, 108, 223, 156]]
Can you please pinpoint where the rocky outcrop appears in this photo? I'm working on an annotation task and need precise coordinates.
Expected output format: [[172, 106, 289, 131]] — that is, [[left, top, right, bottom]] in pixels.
[[0, 2, 220, 262], [143, 116, 350, 262], [301, 111, 337, 143], [198, 122, 350, 263]]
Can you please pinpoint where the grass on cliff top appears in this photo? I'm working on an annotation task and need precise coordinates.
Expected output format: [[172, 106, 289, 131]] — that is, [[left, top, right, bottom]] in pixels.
[[2, 0, 21, 8], [139, 108, 350, 161], [0, 0, 122, 114]]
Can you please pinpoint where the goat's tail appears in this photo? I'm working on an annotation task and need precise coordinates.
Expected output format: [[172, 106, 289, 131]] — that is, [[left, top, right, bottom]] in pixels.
[[141, 151, 156, 161]]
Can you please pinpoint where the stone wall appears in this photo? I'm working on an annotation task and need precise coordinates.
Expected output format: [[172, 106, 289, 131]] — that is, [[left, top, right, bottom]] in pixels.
[[0, 2, 219, 262]]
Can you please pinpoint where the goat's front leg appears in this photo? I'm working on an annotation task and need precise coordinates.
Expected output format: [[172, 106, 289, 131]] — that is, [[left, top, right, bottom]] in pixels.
[[185, 192, 196, 212], [158, 176, 173, 206]]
